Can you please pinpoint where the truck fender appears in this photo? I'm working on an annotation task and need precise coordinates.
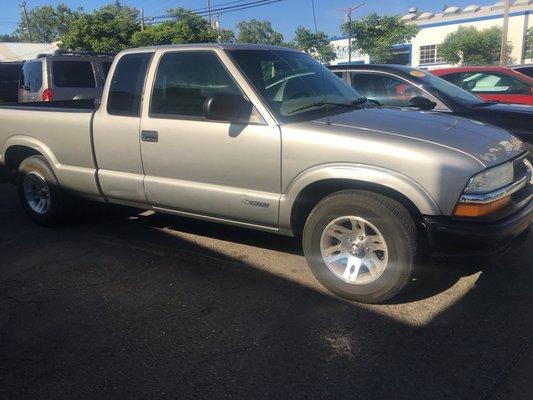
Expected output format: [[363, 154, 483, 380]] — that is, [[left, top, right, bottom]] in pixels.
[[278, 163, 441, 235], [1, 135, 60, 171]]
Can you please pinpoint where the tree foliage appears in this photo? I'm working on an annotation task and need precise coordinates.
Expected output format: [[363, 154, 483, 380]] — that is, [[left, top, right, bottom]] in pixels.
[[236, 19, 284, 45], [131, 7, 219, 47], [16, 3, 80, 43], [439, 26, 512, 65], [0, 34, 18, 43], [59, 2, 139, 52], [293, 26, 336, 63], [342, 13, 419, 63]]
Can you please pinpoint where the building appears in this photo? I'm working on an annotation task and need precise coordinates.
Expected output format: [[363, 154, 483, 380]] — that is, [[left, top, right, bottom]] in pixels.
[[0, 42, 58, 62], [330, 1, 533, 69]]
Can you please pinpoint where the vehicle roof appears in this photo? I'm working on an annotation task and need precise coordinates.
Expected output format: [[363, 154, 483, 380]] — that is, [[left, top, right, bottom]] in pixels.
[[431, 66, 533, 82], [432, 66, 517, 73], [328, 64, 417, 74], [120, 43, 301, 54]]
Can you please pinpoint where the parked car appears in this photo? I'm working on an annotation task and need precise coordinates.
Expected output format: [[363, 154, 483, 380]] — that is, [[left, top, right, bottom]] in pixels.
[[0, 62, 23, 103], [329, 64, 533, 150], [18, 50, 114, 103], [1, 44, 531, 303], [510, 64, 533, 79], [430, 66, 533, 105]]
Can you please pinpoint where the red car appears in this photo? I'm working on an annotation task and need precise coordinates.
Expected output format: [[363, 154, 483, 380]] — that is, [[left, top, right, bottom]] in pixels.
[[431, 66, 533, 105]]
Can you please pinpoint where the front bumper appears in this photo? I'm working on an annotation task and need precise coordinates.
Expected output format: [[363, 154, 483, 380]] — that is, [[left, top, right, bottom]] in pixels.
[[424, 190, 532, 250]]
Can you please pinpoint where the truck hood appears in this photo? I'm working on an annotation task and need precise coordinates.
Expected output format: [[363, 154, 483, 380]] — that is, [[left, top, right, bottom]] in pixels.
[[323, 107, 526, 167]]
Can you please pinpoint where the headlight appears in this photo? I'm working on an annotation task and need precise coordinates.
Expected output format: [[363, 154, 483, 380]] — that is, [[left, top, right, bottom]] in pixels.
[[464, 162, 513, 194]]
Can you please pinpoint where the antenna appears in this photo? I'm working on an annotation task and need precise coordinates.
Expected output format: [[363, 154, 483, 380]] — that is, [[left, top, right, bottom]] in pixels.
[[337, 3, 365, 64]]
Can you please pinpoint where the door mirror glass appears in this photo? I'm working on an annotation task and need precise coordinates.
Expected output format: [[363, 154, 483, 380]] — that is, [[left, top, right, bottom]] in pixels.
[[408, 95, 437, 110], [203, 93, 253, 124]]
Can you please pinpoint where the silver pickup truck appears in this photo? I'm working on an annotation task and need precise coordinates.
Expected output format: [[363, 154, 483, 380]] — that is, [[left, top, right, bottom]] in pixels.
[[1, 44, 532, 303]]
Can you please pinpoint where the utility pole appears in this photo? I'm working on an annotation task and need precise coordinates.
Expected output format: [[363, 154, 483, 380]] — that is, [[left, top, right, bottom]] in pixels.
[[140, 8, 145, 31], [499, 0, 510, 66], [207, 0, 212, 26], [337, 3, 365, 64], [20, 0, 32, 42], [311, 0, 318, 33]]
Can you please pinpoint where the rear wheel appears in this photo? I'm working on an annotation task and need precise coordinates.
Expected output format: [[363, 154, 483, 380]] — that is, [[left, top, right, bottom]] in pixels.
[[17, 155, 70, 226], [303, 190, 417, 304]]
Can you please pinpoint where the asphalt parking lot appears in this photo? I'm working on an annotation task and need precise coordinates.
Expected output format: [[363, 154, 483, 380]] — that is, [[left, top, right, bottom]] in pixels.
[[0, 183, 532, 400]]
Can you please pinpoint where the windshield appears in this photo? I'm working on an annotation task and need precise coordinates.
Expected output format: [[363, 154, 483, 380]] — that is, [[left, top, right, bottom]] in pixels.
[[409, 69, 483, 106], [229, 49, 366, 123]]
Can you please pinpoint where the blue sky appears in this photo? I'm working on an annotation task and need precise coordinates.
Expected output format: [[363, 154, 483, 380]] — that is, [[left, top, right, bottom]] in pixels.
[[0, 0, 502, 39]]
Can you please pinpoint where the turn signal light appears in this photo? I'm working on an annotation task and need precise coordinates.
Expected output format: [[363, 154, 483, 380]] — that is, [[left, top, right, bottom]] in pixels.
[[453, 196, 510, 217], [42, 88, 52, 102]]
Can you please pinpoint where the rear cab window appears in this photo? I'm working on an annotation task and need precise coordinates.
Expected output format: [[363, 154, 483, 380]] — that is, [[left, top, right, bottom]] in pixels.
[[52, 60, 96, 88], [20, 61, 43, 92], [107, 52, 153, 116]]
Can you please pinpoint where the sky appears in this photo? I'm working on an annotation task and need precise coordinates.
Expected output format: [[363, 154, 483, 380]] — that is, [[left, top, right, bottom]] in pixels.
[[0, 0, 504, 39]]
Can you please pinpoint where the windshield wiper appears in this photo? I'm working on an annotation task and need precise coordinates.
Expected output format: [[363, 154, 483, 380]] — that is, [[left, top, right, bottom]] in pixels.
[[287, 98, 368, 115]]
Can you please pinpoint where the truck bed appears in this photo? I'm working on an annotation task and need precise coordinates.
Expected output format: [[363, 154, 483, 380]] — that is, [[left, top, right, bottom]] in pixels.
[[0, 100, 101, 198]]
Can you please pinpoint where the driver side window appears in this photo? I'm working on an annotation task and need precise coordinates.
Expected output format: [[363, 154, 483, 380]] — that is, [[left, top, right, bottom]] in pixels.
[[350, 72, 425, 107], [150, 51, 242, 118]]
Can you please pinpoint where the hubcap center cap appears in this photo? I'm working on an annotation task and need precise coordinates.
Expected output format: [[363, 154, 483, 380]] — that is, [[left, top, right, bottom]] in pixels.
[[349, 242, 365, 258]]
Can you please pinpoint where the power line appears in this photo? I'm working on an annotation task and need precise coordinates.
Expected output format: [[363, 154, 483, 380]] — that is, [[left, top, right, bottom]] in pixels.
[[149, 0, 282, 21]]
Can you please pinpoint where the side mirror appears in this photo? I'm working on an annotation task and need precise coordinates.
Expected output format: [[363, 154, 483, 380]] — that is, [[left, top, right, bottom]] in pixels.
[[408, 96, 437, 110], [203, 93, 253, 124]]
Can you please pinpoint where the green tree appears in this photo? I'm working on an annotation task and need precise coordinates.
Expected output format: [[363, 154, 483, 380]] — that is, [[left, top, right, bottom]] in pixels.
[[236, 19, 284, 45], [59, 2, 139, 52], [293, 26, 336, 63], [16, 3, 80, 42], [0, 34, 18, 43], [439, 26, 512, 65], [342, 13, 419, 63], [130, 7, 220, 47]]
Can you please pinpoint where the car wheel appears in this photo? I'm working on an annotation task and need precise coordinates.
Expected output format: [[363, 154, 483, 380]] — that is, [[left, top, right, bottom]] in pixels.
[[303, 190, 417, 304], [17, 155, 70, 226]]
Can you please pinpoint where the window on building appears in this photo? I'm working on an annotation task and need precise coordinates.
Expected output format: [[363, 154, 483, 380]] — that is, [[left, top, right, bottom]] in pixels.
[[419, 45, 444, 65], [525, 36, 533, 60]]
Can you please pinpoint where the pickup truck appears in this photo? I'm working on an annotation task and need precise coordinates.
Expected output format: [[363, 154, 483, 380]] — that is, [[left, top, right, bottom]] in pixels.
[[1, 44, 532, 303]]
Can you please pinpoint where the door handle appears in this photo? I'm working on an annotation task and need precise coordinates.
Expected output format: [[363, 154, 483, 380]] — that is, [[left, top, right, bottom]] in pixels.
[[141, 130, 158, 142]]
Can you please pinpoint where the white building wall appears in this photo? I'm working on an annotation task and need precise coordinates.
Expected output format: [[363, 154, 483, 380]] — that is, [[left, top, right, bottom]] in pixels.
[[330, 2, 533, 68]]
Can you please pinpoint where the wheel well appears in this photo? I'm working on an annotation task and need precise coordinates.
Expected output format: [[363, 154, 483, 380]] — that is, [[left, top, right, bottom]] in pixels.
[[290, 179, 423, 235], [4, 146, 42, 174]]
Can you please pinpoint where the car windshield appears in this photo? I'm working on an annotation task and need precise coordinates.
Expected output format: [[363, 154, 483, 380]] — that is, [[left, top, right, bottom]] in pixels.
[[229, 49, 366, 123], [409, 69, 484, 106]]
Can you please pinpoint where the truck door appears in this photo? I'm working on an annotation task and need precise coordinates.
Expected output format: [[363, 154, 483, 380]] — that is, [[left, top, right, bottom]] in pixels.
[[92, 51, 154, 207], [139, 49, 281, 228]]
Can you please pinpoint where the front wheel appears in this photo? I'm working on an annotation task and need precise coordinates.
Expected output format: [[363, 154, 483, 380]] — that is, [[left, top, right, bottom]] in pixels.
[[303, 190, 417, 304]]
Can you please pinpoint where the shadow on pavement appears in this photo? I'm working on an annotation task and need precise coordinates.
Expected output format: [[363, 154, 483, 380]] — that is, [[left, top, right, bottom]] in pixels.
[[0, 188, 531, 400]]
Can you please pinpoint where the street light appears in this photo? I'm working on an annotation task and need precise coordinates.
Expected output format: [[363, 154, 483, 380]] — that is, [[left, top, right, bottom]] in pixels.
[[337, 3, 365, 64]]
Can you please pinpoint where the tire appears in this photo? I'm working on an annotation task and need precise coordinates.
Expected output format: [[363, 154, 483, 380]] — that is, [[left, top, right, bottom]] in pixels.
[[17, 155, 70, 226], [302, 190, 417, 304]]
